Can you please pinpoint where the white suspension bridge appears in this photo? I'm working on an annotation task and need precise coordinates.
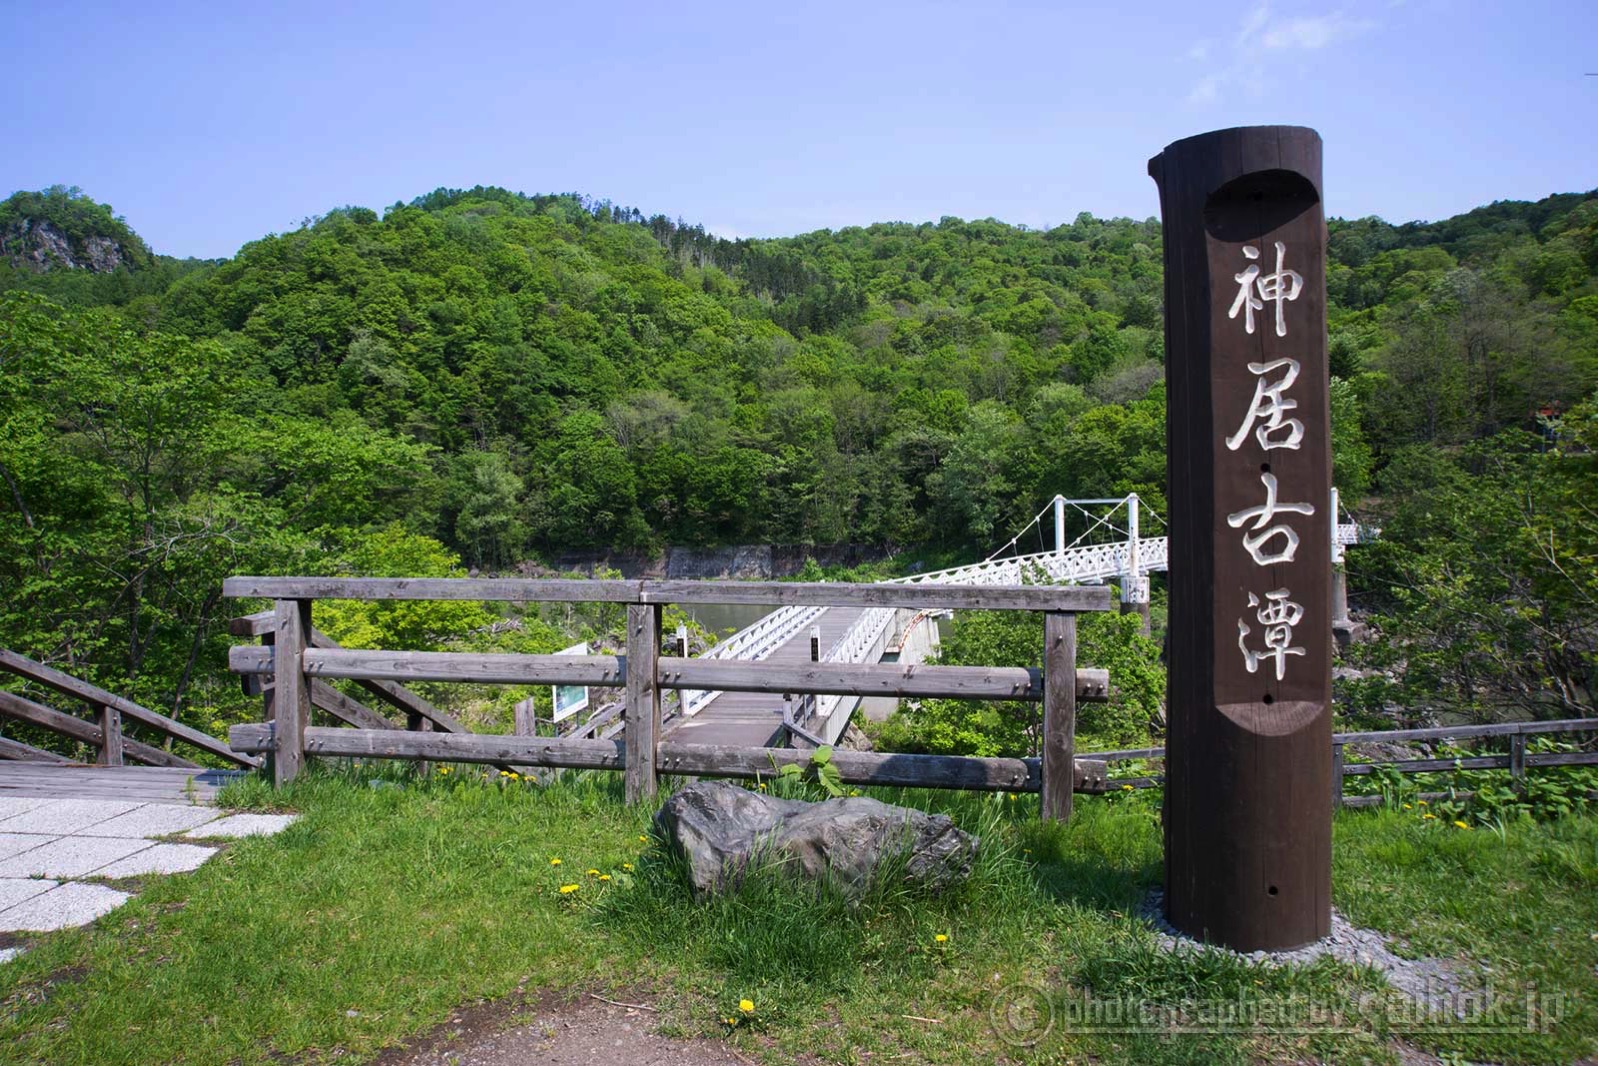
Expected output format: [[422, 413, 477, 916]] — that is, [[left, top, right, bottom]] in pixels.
[[572, 491, 1372, 749]]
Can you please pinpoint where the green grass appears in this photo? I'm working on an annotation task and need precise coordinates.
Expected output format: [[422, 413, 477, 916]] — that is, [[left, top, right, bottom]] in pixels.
[[0, 766, 1593, 1065]]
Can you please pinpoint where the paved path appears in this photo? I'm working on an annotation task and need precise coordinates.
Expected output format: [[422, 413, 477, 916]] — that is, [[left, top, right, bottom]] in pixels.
[[0, 788, 295, 953], [665, 605, 866, 748]]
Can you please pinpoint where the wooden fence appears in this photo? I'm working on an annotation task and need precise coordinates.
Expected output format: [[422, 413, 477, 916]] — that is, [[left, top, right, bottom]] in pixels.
[[1091, 717, 1598, 808], [222, 577, 1116, 819], [0, 647, 260, 770]]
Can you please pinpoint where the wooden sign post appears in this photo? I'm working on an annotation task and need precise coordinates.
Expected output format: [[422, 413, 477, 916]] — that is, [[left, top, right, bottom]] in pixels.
[[1149, 127, 1333, 951]]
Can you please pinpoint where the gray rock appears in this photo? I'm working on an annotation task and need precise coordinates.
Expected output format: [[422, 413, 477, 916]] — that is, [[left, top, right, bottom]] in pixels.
[[654, 780, 977, 898]]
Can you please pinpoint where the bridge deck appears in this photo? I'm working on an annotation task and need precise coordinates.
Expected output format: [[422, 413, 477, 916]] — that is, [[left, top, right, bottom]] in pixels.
[[0, 763, 242, 803], [665, 606, 867, 747]]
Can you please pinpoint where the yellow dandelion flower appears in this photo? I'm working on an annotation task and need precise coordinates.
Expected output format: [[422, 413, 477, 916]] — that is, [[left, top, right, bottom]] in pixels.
[[724, 1017, 735, 1026], [639, 835, 648, 843], [550, 858, 562, 866], [1417, 800, 1428, 806], [849, 790, 860, 796], [558, 884, 579, 894], [1121, 784, 1134, 792], [1422, 813, 1436, 820], [1402, 803, 1413, 810], [599, 874, 612, 882], [1008, 793, 1016, 801], [1453, 820, 1472, 830], [622, 863, 634, 871], [934, 933, 948, 943], [739, 998, 755, 1014], [757, 782, 767, 791], [586, 868, 600, 876], [510, 772, 520, 779]]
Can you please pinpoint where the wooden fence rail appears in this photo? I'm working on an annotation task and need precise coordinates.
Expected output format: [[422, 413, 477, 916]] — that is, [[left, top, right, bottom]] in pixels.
[[0, 647, 260, 770], [1088, 717, 1598, 809], [224, 576, 1115, 819]]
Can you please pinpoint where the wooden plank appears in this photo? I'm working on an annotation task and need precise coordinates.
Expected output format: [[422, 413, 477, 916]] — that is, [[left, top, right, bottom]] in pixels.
[[235, 644, 1109, 703], [1041, 611, 1078, 821], [305, 648, 623, 686], [97, 703, 124, 767], [229, 610, 275, 637], [663, 744, 1111, 793], [0, 735, 75, 763], [272, 600, 311, 787], [225, 724, 1112, 794], [1526, 751, 1598, 769], [1509, 733, 1526, 785], [625, 604, 661, 803], [223, 576, 1113, 613], [225, 576, 642, 603], [310, 680, 399, 731], [664, 659, 1110, 702], [1084, 746, 1167, 761], [230, 639, 478, 738], [1343, 756, 1509, 774], [0, 689, 102, 748], [643, 581, 1113, 613], [0, 690, 196, 769], [0, 647, 257, 768], [1333, 717, 1598, 744], [0, 763, 241, 803], [229, 723, 625, 769]]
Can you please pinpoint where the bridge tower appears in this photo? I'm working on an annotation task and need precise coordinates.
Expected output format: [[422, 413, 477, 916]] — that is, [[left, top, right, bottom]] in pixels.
[[1120, 493, 1151, 633]]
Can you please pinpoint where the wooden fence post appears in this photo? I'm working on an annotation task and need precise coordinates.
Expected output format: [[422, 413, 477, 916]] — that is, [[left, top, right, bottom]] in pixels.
[[408, 711, 434, 778], [1509, 732, 1527, 789], [1331, 742, 1344, 812], [272, 599, 312, 787], [97, 703, 124, 767], [624, 603, 661, 803], [1041, 611, 1078, 821]]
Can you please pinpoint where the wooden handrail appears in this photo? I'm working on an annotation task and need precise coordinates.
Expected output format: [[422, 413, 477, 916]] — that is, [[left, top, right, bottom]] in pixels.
[[221, 576, 1113, 612], [227, 723, 1114, 795], [227, 644, 1113, 703], [0, 690, 199, 768], [0, 647, 257, 769], [1082, 718, 1598, 764]]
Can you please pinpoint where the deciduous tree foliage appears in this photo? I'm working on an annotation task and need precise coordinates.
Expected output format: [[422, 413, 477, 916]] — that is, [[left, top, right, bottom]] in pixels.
[[0, 183, 1594, 744]]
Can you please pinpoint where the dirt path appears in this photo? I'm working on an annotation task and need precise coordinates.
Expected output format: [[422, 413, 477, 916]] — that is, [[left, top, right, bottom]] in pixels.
[[376, 994, 758, 1066]]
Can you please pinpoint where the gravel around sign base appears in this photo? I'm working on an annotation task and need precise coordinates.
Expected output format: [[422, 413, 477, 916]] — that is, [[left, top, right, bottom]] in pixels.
[[1142, 889, 1469, 1009]]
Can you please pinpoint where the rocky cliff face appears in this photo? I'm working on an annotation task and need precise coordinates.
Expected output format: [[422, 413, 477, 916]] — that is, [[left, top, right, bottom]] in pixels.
[[1, 218, 132, 272]]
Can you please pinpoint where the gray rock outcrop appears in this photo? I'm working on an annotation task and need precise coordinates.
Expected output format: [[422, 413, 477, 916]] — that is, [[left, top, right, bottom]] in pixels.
[[654, 780, 978, 898]]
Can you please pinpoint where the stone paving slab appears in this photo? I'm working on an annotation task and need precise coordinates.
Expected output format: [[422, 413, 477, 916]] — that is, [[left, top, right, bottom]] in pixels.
[[94, 843, 215, 878], [0, 836, 153, 879], [0, 799, 145, 836], [0, 882, 130, 932], [0, 798, 51, 822], [185, 813, 297, 838], [85, 804, 220, 838], [0, 877, 58, 911], [0, 832, 57, 861]]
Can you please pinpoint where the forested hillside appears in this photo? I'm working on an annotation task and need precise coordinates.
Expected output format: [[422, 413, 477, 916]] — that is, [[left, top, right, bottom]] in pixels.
[[1, 183, 1594, 737]]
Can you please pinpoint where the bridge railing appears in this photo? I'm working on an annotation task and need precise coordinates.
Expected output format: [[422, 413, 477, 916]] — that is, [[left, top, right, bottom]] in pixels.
[[222, 577, 1116, 820], [0, 647, 260, 770]]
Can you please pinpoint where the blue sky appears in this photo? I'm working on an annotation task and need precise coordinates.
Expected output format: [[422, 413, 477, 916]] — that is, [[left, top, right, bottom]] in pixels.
[[4, 1, 1594, 259]]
